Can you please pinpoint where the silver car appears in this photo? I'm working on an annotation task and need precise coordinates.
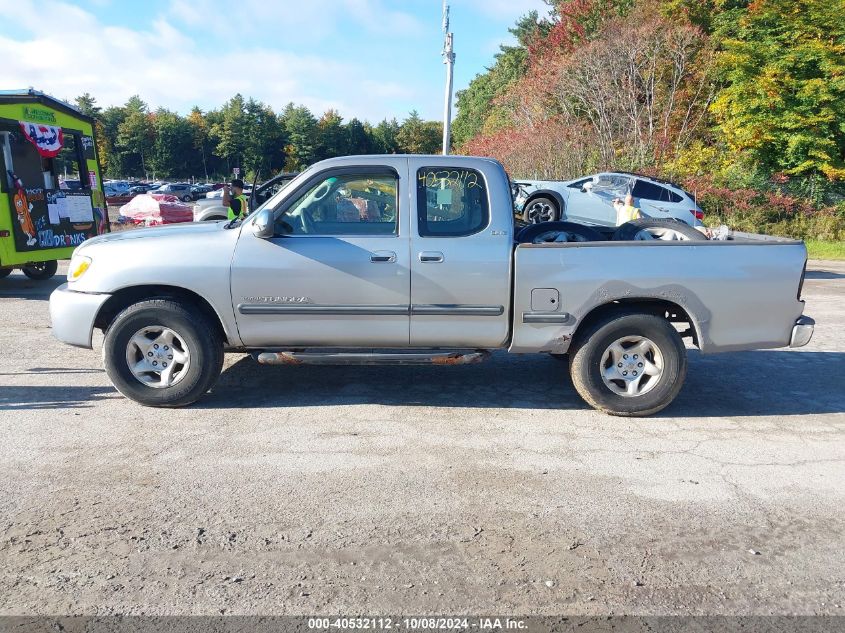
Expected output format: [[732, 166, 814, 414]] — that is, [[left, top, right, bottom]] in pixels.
[[515, 172, 704, 227]]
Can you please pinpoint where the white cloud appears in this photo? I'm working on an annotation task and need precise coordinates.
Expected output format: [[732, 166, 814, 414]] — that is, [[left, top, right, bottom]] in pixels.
[[168, 0, 425, 43], [0, 0, 425, 121]]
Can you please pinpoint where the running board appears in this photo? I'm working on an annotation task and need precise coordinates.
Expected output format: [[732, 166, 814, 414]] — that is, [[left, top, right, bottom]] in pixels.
[[253, 350, 490, 366]]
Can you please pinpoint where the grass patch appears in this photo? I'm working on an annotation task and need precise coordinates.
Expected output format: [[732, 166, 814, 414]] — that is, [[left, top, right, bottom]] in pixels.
[[806, 240, 845, 260]]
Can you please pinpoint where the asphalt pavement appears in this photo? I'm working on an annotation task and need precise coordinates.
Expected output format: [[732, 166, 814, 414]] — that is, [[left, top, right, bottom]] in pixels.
[[0, 260, 843, 615]]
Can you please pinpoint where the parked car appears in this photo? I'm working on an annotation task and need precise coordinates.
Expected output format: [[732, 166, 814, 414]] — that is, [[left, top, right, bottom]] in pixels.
[[129, 184, 154, 195], [190, 183, 212, 199], [192, 175, 289, 221], [514, 172, 704, 228], [104, 180, 131, 195], [151, 183, 193, 202], [103, 183, 124, 197], [49, 155, 813, 417]]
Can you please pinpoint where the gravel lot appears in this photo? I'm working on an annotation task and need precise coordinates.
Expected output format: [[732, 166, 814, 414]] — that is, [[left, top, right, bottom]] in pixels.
[[0, 260, 843, 616]]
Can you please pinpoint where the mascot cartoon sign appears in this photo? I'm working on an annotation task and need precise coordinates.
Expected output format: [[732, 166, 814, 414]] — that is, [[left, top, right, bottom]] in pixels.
[[9, 172, 38, 247]]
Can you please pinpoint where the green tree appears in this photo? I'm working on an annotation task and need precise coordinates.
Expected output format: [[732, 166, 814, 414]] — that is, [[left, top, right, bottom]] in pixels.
[[187, 106, 211, 180], [711, 0, 845, 179], [282, 104, 318, 170], [397, 111, 442, 154], [116, 96, 154, 177], [74, 93, 101, 118], [316, 109, 346, 160], [149, 108, 195, 178], [345, 118, 371, 155], [371, 118, 401, 153], [214, 94, 248, 176], [75, 93, 112, 175], [243, 98, 286, 179], [99, 106, 127, 177]]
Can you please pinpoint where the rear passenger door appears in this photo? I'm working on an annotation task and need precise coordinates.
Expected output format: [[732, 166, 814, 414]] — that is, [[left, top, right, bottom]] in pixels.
[[409, 161, 513, 348]]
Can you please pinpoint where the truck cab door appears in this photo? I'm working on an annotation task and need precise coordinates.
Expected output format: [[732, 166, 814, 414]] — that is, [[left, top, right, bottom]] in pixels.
[[230, 162, 411, 348], [408, 160, 513, 348]]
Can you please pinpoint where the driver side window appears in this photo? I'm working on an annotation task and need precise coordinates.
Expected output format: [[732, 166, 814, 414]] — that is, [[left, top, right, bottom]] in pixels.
[[276, 172, 398, 236]]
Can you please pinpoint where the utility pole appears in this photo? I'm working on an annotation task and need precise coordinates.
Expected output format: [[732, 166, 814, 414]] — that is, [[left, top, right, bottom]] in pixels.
[[441, 1, 455, 155]]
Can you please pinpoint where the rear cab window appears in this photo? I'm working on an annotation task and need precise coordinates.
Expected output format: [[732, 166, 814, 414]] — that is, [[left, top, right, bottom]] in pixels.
[[416, 167, 489, 237]]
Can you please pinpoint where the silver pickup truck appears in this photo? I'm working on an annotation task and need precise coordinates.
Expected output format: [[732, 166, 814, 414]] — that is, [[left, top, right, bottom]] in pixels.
[[49, 155, 814, 416]]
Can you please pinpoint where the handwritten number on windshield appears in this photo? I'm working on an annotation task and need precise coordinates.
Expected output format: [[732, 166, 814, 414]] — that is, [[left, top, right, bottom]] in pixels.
[[418, 169, 481, 190]]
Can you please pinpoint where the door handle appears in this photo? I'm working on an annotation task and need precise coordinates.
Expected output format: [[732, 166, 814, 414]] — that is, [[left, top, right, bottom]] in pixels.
[[370, 250, 396, 263], [419, 251, 444, 263]]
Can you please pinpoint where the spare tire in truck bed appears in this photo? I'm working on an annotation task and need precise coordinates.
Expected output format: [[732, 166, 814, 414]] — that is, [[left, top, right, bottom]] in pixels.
[[613, 218, 706, 241], [517, 221, 604, 244]]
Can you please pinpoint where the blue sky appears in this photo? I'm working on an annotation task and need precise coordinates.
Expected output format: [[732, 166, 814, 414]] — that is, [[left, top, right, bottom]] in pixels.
[[0, 0, 550, 122]]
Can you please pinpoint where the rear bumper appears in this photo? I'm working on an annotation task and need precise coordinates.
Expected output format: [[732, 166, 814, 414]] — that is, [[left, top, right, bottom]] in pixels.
[[789, 315, 815, 348], [49, 284, 111, 349]]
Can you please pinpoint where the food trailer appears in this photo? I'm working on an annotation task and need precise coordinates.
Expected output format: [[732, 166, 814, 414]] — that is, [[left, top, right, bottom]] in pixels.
[[0, 89, 108, 280]]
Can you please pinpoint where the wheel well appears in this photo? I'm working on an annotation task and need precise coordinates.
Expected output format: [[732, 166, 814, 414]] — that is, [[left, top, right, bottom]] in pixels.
[[525, 190, 564, 213], [574, 299, 699, 347], [94, 285, 229, 344]]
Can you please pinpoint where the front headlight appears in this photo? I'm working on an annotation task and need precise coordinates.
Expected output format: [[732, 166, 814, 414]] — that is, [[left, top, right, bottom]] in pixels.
[[68, 255, 92, 282]]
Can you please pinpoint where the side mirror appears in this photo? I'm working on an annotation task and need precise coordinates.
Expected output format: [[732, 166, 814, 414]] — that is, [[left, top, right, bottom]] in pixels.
[[251, 208, 274, 239]]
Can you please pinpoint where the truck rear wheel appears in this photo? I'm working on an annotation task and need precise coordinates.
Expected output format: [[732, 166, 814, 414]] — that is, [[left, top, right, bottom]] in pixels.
[[0, 268, 12, 279], [103, 299, 223, 407], [22, 260, 58, 280], [569, 311, 687, 417]]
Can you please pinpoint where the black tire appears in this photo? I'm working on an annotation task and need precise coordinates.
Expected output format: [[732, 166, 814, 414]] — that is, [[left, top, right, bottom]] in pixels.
[[569, 310, 687, 417], [0, 268, 12, 279], [517, 221, 604, 244], [103, 299, 224, 407], [181, 195, 192, 202], [202, 215, 226, 222], [21, 260, 59, 280], [613, 218, 706, 241], [522, 196, 560, 223]]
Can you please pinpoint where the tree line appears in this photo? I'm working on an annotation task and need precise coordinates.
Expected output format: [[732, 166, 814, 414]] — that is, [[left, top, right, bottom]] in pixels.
[[452, 0, 845, 242], [455, 0, 844, 195], [73, 94, 444, 180]]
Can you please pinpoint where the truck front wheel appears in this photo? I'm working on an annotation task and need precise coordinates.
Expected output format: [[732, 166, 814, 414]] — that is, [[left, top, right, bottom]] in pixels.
[[569, 311, 687, 417], [103, 299, 224, 407]]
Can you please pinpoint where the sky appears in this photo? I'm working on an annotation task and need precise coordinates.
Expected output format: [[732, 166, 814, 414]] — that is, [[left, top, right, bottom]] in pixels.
[[0, 0, 550, 123]]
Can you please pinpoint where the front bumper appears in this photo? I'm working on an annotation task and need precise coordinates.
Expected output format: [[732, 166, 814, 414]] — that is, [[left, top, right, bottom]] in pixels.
[[49, 284, 111, 349], [789, 315, 815, 348]]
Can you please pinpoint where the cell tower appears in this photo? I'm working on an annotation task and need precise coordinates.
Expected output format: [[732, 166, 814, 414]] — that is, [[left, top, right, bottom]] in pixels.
[[441, 1, 455, 155]]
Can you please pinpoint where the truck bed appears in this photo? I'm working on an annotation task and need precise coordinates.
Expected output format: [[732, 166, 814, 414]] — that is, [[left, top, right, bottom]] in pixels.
[[510, 233, 808, 355]]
